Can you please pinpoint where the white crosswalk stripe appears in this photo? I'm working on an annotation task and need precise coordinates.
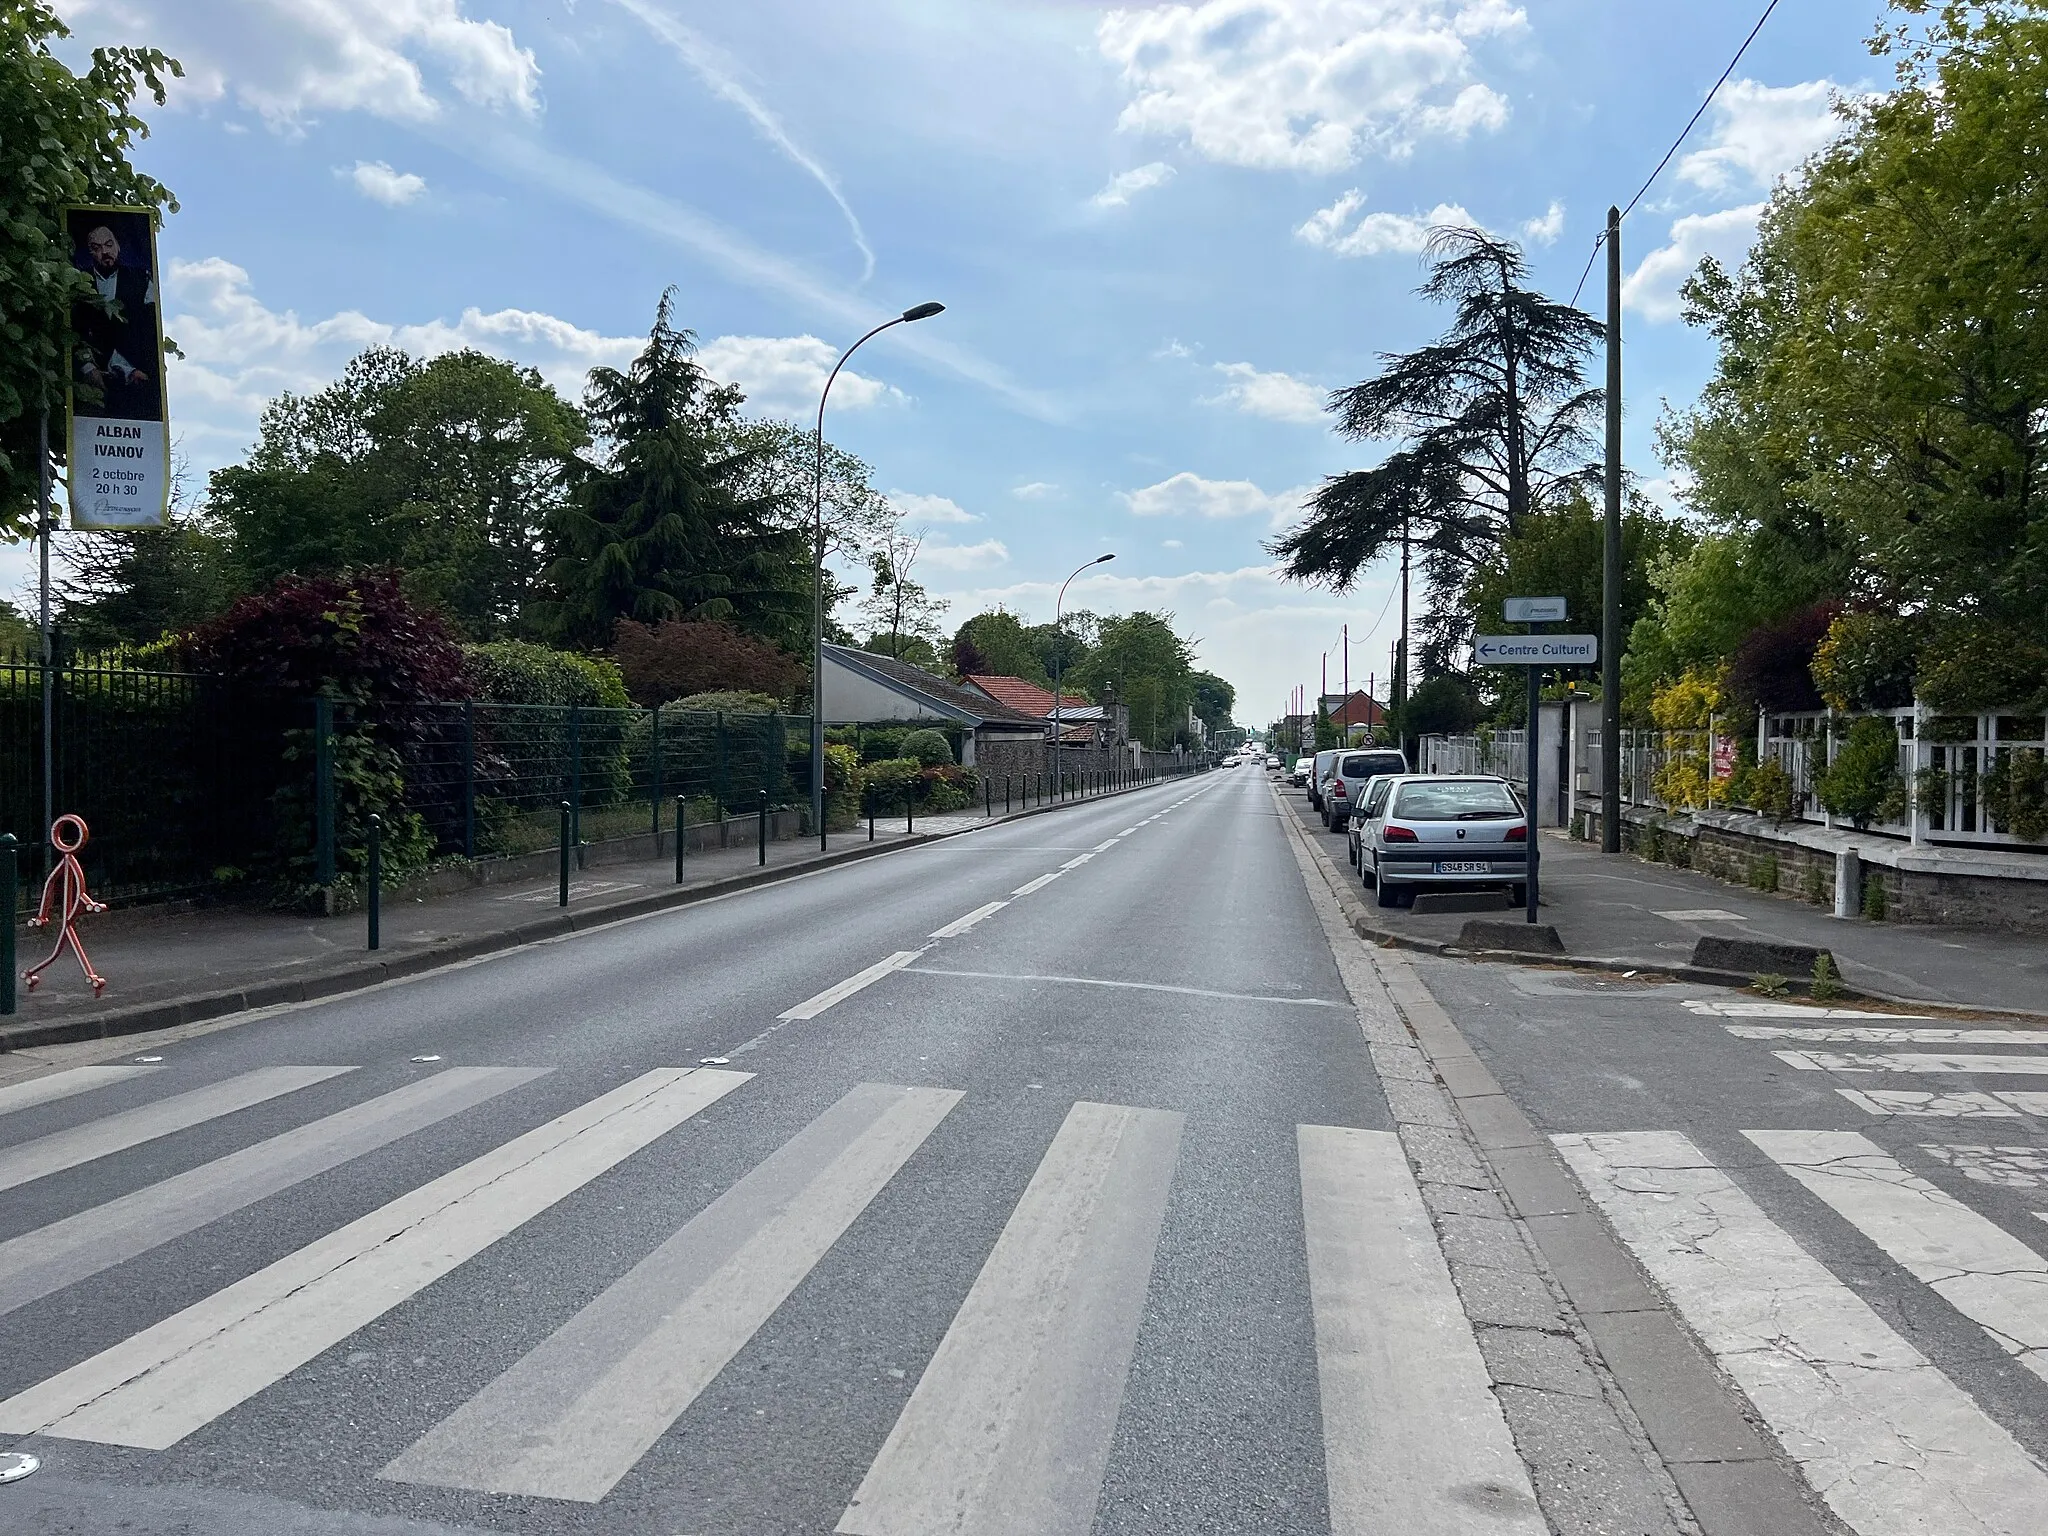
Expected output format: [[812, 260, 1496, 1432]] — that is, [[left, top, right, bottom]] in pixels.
[[1558, 1129, 2048, 1536], [1748, 1130, 2048, 1385], [0, 1066, 354, 1194], [383, 1081, 960, 1503], [1776, 1049, 2048, 1075], [1299, 1125, 1543, 1535], [838, 1100, 1183, 1536], [0, 1065, 161, 1118], [0, 1067, 545, 1319], [0, 1067, 749, 1448], [1726, 1024, 2048, 1045], [1837, 1089, 2048, 1119]]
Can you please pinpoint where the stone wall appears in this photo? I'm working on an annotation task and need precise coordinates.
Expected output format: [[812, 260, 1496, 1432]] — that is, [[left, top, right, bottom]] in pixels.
[[1574, 801, 2048, 938]]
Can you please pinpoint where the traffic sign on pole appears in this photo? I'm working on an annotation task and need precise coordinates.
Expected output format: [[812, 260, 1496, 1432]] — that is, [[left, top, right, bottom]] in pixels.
[[1472, 634, 1598, 666], [1504, 596, 1568, 623]]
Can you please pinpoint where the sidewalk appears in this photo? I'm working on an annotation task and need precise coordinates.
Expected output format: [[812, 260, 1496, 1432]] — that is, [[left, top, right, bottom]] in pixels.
[[0, 794, 1085, 1051], [1278, 784, 2048, 1015]]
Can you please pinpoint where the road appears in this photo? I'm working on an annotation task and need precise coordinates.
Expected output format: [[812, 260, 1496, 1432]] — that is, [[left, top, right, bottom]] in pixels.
[[1, 767, 2043, 1535]]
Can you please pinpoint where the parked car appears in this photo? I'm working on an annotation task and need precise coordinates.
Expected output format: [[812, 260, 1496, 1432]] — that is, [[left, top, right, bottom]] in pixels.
[[1266, 754, 1283, 771], [1290, 757, 1314, 786], [1322, 747, 1409, 831], [1306, 749, 1341, 811], [1354, 775, 1528, 909]]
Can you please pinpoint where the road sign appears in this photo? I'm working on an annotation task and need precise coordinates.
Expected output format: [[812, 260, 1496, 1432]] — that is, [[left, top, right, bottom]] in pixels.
[[1504, 596, 1568, 623], [1473, 634, 1598, 666]]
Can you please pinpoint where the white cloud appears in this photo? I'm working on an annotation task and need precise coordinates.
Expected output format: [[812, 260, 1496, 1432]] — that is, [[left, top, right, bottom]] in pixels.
[[1520, 199, 1564, 245], [61, 0, 541, 126], [1011, 482, 1060, 501], [1678, 78, 1846, 194], [917, 538, 1010, 572], [345, 160, 428, 205], [1091, 161, 1176, 208], [164, 256, 641, 449], [1162, 539, 1184, 549], [1205, 361, 1324, 424], [605, 0, 874, 278], [1155, 338, 1197, 359], [888, 490, 979, 525], [693, 334, 899, 416], [1097, 0, 1522, 173], [1295, 189, 1481, 257], [1123, 471, 1308, 524], [1623, 203, 1765, 322]]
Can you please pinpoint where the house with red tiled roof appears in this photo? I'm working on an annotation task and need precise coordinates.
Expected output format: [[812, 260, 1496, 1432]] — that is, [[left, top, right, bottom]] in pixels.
[[961, 675, 1090, 718]]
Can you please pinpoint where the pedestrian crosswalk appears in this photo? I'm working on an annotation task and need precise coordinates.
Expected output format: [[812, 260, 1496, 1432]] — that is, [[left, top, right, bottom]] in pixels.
[[0, 1057, 1539, 1530], [4, 1051, 2044, 1534]]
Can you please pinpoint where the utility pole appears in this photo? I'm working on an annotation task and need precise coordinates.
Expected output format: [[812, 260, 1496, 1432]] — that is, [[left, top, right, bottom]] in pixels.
[[1601, 206, 1623, 852], [1341, 622, 1349, 742], [1397, 511, 1411, 765]]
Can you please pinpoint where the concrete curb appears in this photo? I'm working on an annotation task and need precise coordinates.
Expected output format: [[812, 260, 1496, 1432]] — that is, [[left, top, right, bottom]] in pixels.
[[1277, 786, 2044, 1019], [0, 775, 1191, 1053]]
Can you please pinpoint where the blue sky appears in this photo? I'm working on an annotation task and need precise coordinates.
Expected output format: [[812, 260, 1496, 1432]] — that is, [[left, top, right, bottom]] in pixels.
[[16, 0, 1886, 725]]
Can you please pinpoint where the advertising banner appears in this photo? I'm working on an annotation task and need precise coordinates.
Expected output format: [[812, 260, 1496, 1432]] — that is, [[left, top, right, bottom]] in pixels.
[[64, 205, 170, 528]]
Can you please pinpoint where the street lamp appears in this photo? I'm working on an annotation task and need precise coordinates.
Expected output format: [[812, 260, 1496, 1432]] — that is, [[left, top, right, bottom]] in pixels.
[[1051, 553, 1114, 795], [812, 301, 946, 851]]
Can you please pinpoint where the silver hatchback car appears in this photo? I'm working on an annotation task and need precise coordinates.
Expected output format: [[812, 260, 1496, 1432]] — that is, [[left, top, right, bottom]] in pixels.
[[1353, 775, 1528, 908]]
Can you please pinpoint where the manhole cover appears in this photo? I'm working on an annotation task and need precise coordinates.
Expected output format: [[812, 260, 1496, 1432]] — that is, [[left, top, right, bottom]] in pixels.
[[0, 1452, 39, 1483]]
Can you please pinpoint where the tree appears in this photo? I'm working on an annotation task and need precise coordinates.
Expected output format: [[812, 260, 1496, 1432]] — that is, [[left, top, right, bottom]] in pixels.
[[540, 295, 810, 651], [208, 347, 587, 639], [1270, 225, 1604, 664], [858, 528, 947, 663], [1075, 612, 1194, 747], [1, 4, 178, 540], [608, 616, 805, 708], [1189, 670, 1236, 735], [952, 610, 1048, 682], [1671, 0, 2048, 701]]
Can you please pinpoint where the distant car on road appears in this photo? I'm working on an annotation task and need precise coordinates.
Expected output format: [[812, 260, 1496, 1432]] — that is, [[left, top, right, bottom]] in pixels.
[[1321, 748, 1409, 832], [1352, 774, 1528, 909], [1266, 754, 1283, 771]]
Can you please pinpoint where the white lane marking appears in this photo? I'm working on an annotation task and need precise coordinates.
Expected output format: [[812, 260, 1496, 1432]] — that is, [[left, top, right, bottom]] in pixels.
[[0, 1066, 161, 1118], [1117, 827, 1139, 836], [1919, 1144, 2048, 1190], [1556, 1129, 2048, 1536], [1059, 853, 1095, 870], [1684, 1000, 1931, 1020], [904, 966, 1351, 1008], [0, 1066, 354, 1195], [1839, 1090, 2026, 1118], [1748, 1130, 2048, 1385], [929, 902, 1008, 940], [1091, 838, 1119, 852], [1300, 1125, 1543, 1534], [1729, 1025, 2048, 1045], [1778, 1050, 2048, 1075], [1654, 909, 1747, 921], [1012, 871, 1064, 896], [385, 1082, 961, 1502], [0, 1067, 546, 1319], [0, 1068, 751, 1449], [838, 1100, 1183, 1536], [778, 952, 924, 1022]]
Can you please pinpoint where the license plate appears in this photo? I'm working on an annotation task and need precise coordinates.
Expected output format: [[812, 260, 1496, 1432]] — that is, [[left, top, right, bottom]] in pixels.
[[1435, 860, 1491, 874]]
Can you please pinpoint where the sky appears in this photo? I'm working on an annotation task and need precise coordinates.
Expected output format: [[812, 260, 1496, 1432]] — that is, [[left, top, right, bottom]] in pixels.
[[11, 0, 1890, 727]]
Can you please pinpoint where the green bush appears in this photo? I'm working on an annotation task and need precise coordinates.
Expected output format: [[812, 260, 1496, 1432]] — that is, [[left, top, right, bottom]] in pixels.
[[1739, 759, 1798, 823], [920, 764, 978, 812], [1750, 852, 1779, 892], [464, 641, 629, 708], [669, 689, 780, 714], [1982, 747, 2048, 842], [1810, 954, 1842, 1001], [1815, 718, 1904, 829], [1862, 874, 1887, 921], [1803, 863, 1826, 903], [901, 728, 954, 766]]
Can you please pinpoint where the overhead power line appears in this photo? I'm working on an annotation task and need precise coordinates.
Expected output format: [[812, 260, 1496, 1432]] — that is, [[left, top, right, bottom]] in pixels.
[[1568, 0, 1783, 307]]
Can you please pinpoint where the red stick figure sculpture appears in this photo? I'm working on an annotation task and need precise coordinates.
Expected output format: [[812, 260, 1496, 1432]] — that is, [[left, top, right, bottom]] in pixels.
[[25, 815, 107, 996]]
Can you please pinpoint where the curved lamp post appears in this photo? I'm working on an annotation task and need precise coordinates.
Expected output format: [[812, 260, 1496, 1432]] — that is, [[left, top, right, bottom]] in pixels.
[[1051, 554, 1115, 794], [812, 301, 946, 850]]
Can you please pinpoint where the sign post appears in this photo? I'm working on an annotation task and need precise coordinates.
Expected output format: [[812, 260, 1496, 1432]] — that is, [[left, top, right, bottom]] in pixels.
[[1473, 605, 1594, 926]]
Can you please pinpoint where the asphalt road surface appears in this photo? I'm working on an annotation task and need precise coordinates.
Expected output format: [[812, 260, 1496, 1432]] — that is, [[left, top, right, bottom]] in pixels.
[[3, 766, 2044, 1536]]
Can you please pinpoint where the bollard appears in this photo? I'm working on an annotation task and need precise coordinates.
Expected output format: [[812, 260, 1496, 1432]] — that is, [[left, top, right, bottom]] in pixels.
[[985, 778, 992, 817], [558, 801, 571, 907], [868, 796, 876, 842], [758, 790, 768, 866], [1, 833, 16, 1016], [675, 795, 687, 884], [1833, 847, 1860, 920], [1005, 776, 1012, 813], [366, 814, 382, 951], [906, 783, 915, 835]]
